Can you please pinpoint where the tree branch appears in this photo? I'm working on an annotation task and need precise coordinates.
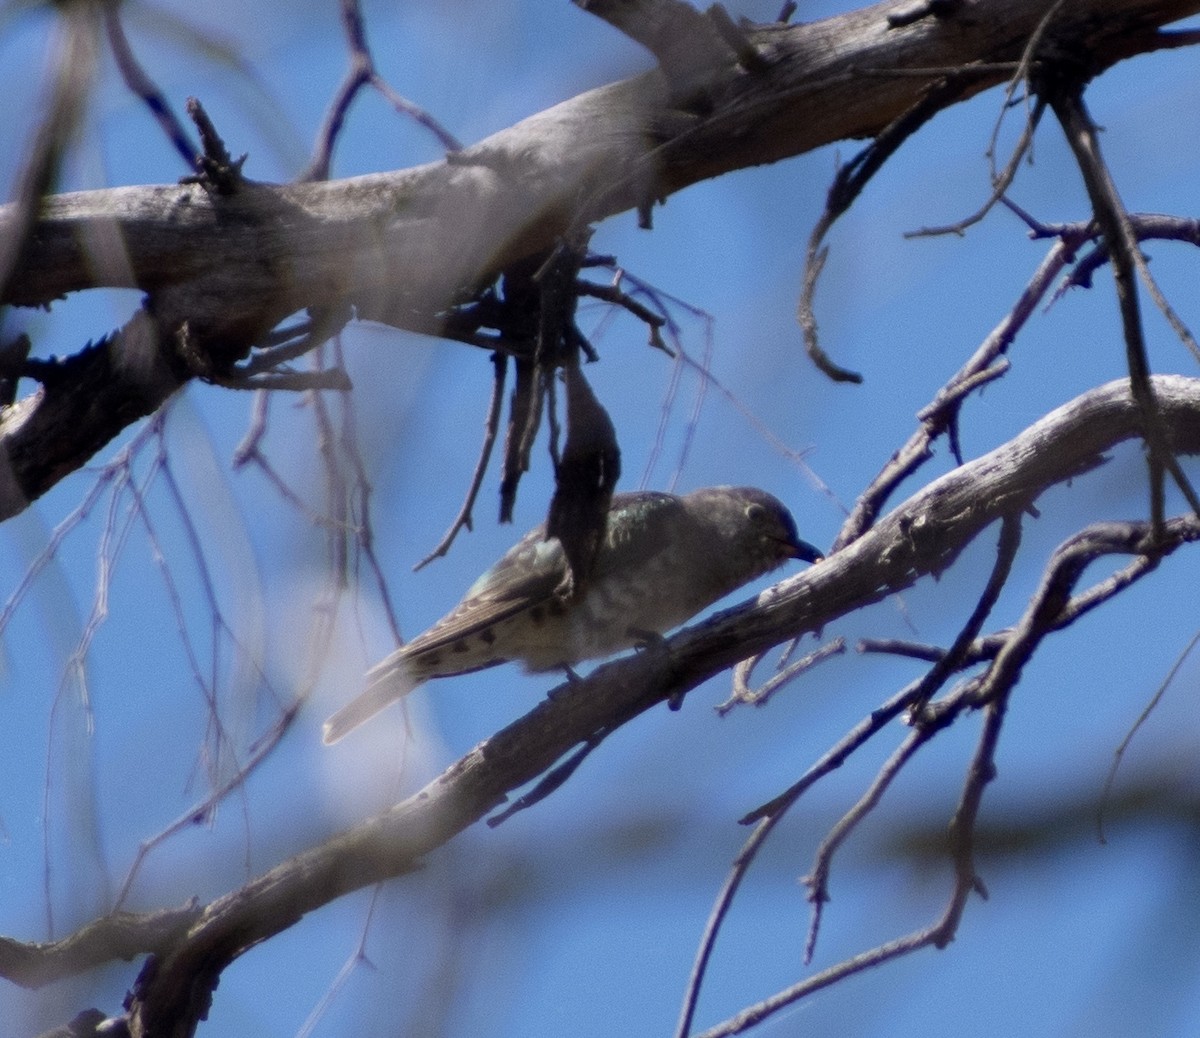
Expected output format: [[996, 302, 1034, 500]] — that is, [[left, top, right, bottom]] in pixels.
[[1, 373, 1183, 1034], [1, 0, 1196, 519]]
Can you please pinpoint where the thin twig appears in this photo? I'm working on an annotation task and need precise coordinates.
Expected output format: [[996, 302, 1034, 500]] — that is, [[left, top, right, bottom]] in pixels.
[[231, 307, 353, 379], [907, 97, 1045, 238], [717, 638, 845, 714], [802, 724, 938, 961], [799, 76, 970, 381], [1098, 627, 1200, 844], [103, 5, 199, 168], [908, 513, 1022, 713], [487, 727, 611, 827], [675, 681, 920, 1038], [970, 523, 1184, 715], [908, 0, 1071, 237], [836, 237, 1076, 550], [211, 369, 353, 392], [415, 353, 508, 569], [863, 516, 1200, 668], [303, 0, 460, 181], [330, 334, 403, 644], [1049, 87, 1200, 528], [929, 695, 1008, 944]]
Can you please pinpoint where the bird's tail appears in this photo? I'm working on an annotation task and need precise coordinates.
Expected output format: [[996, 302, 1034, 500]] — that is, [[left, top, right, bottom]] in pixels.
[[322, 657, 420, 744]]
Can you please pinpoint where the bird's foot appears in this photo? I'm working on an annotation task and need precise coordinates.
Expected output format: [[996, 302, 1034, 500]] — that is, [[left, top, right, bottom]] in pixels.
[[626, 628, 684, 710], [627, 627, 667, 651], [547, 664, 583, 701]]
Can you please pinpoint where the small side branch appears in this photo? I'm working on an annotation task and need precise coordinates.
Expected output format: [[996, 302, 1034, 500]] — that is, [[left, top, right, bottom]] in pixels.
[[574, 0, 751, 105], [415, 352, 508, 569], [717, 637, 845, 714], [1048, 84, 1200, 526], [907, 0, 1068, 237], [675, 679, 920, 1038], [182, 98, 246, 195], [836, 235, 1072, 549], [799, 76, 971, 382], [303, 0, 461, 181], [682, 510, 1200, 1038], [907, 512, 1022, 711], [104, 6, 199, 168]]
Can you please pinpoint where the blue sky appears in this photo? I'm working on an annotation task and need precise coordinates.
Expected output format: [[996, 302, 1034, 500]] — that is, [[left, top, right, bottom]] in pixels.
[[2, 2, 1200, 1035]]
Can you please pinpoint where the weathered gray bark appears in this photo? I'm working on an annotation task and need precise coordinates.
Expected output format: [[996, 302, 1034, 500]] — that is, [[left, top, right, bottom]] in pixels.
[[1, 0, 1196, 519]]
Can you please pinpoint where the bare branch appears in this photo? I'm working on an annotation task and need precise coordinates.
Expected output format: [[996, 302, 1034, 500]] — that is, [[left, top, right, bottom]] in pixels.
[[19, 374, 1189, 1034], [836, 236, 1074, 549], [0, 903, 201, 990], [803, 725, 936, 959], [415, 352, 509, 568], [688, 509, 1200, 1037], [675, 675, 917, 1038], [1099, 627, 1200, 842], [907, 512, 1022, 711], [717, 637, 845, 714], [303, 0, 461, 182], [799, 76, 969, 382], [1048, 85, 1200, 526], [4, 0, 1196, 517], [104, 6, 199, 169]]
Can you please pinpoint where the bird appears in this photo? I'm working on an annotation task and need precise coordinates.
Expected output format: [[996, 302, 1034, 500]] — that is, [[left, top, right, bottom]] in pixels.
[[322, 486, 822, 744]]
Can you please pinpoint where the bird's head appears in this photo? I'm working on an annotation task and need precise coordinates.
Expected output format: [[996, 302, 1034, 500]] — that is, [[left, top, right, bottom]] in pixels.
[[687, 486, 823, 573], [739, 488, 823, 566]]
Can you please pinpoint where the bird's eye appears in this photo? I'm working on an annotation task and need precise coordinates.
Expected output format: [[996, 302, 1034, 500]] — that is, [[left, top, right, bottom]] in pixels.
[[745, 502, 768, 526]]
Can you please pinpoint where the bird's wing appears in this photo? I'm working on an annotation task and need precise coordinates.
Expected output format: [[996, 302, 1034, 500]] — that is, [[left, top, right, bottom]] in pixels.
[[379, 492, 684, 663], [391, 525, 570, 659], [589, 491, 686, 579], [327, 531, 568, 743]]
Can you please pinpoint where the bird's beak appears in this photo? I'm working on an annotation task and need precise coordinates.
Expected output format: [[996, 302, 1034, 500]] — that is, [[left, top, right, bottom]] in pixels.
[[786, 536, 824, 564]]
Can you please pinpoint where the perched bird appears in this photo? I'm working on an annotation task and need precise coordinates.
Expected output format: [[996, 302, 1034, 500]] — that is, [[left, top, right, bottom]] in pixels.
[[322, 486, 821, 744]]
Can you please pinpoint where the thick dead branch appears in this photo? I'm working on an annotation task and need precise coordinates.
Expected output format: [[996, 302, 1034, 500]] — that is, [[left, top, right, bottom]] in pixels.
[[0, 314, 182, 517], [0, 903, 201, 989], [1, 0, 1196, 519]]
